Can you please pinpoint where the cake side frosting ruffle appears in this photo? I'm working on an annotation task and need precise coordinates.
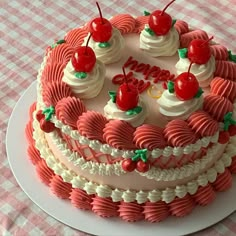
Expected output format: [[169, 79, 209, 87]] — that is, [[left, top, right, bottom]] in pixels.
[[26, 110, 236, 222]]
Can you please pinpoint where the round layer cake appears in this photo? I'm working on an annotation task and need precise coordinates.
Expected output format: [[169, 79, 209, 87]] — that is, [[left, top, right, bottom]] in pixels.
[[25, 10, 236, 223]]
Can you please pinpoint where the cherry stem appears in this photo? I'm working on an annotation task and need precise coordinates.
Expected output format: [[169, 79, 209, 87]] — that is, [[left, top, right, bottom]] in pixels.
[[200, 36, 214, 47], [96, 2, 104, 24], [85, 33, 92, 55], [122, 66, 130, 90], [161, 0, 175, 16], [188, 62, 194, 76]]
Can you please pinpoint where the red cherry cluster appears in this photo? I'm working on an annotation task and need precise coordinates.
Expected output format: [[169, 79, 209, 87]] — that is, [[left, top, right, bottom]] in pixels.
[[148, 0, 175, 36], [71, 34, 96, 73], [116, 67, 139, 111], [122, 159, 150, 173], [187, 36, 214, 64], [174, 62, 200, 100], [89, 2, 112, 43], [36, 110, 55, 133]]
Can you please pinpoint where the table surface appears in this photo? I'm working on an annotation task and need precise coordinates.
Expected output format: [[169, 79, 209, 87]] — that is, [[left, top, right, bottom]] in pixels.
[[1, 0, 236, 235]]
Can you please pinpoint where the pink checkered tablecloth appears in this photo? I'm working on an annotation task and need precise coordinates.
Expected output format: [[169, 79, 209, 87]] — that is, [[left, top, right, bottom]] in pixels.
[[1, 0, 236, 235]]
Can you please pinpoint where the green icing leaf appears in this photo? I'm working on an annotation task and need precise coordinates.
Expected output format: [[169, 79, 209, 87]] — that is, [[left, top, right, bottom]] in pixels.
[[178, 48, 188, 58], [228, 50, 236, 63], [172, 19, 177, 27], [194, 87, 204, 98], [167, 81, 175, 93], [126, 106, 142, 116], [75, 72, 87, 79], [145, 27, 155, 36], [51, 39, 65, 49], [98, 42, 111, 48], [56, 39, 66, 44], [223, 112, 236, 131], [144, 10, 150, 16], [109, 91, 117, 103], [51, 43, 57, 49], [132, 149, 148, 162], [43, 105, 55, 121]]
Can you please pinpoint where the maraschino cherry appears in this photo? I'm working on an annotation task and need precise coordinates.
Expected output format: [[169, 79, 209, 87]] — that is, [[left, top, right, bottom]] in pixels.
[[89, 2, 112, 43], [188, 36, 214, 64], [122, 159, 136, 172], [149, 0, 175, 36], [116, 67, 139, 111], [174, 62, 199, 100], [71, 34, 96, 73]]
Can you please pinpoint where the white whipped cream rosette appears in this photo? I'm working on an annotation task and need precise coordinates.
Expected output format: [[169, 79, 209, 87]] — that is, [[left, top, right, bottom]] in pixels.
[[62, 59, 105, 99], [140, 24, 180, 57], [158, 89, 203, 120], [84, 27, 125, 64]]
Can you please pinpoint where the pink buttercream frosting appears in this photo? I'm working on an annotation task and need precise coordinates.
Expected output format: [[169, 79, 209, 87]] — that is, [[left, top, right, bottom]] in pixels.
[[143, 201, 169, 223], [49, 175, 72, 199], [103, 120, 136, 150], [110, 14, 136, 34], [25, 121, 34, 144], [169, 194, 195, 217], [91, 196, 119, 217], [134, 124, 166, 150], [187, 110, 219, 137], [174, 20, 189, 35], [36, 159, 55, 186], [77, 111, 108, 143], [27, 144, 41, 166], [180, 29, 208, 48], [70, 188, 93, 210], [41, 62, 66, 86], [203, 94, 233, 122], [56, 96, 86, 129], [64, 28, 88, 48], [118, 201, 144, 222], [47, 43, 75, 64], [29, 102, 36, 120], [164, 120, 198, 147], [213, 168, 232, 192], [214, 60, 236, 81], [210, 77, 236, 102], [210, 44, 229, 61], [193, 184, 216, 206], [134, 15, 149, 33], [229, 156, 236, 174], [42, 82, 73, 107]]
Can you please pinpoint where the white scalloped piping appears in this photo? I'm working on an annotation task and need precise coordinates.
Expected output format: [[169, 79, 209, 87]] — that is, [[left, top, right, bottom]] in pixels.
[[32, 114, 236, 204]]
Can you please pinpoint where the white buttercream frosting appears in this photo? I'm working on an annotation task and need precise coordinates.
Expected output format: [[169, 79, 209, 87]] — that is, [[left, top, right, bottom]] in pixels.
[[140, 25, 180, 57], [84, 28, 124, 64], [175, 55, 216, 88], [104, 98, 147, 127], [158, 89, 203, 120], [62, 59, 105, 99]]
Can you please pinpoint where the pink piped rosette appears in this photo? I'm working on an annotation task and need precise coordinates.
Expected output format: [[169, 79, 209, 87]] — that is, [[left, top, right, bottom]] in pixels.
[[110, 14, 136, 34], [55, 96, 86, 129]]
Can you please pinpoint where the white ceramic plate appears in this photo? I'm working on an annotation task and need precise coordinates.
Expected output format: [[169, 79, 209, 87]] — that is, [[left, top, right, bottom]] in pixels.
[[6, 81, 236, 236]]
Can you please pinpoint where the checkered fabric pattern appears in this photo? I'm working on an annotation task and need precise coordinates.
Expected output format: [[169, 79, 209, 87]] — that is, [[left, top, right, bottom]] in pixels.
[[1, 0, 236, 235]]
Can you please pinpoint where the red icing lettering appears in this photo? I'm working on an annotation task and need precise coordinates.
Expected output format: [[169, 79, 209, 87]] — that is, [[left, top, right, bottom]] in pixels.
[[135, 63, 150, 75], [124, 56, 138, 70], [112, 56, 175, 93]]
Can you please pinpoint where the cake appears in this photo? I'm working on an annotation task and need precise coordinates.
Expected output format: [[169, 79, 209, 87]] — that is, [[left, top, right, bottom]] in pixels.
[[25, 1, 236, 223]]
